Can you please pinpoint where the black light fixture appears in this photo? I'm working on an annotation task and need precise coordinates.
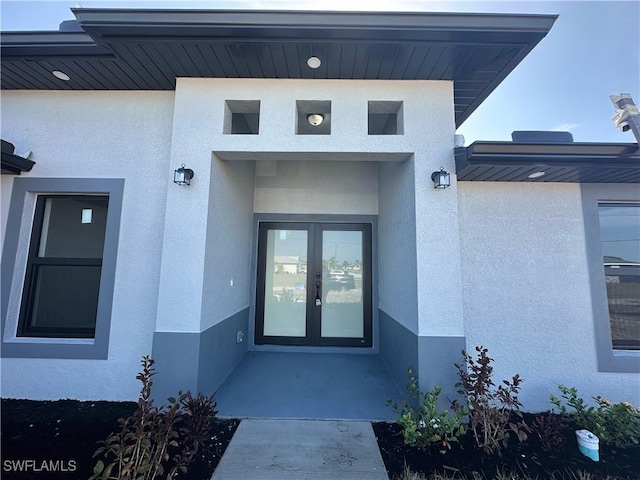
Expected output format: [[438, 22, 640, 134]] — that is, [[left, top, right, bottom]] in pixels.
[[431, 167, 450, 189], [174, 164, 194, 186]]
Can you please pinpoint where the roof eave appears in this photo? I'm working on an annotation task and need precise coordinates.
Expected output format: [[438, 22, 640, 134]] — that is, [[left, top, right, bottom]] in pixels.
[[71, 8, 557, 38], [456, 141, 640, 183], [1, 151, 36, 175], [1, 8, 557, 127]]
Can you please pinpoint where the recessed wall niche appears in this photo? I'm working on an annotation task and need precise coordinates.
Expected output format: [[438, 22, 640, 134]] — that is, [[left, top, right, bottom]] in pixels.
[[224, 100, 260, 134], [368, 101, 403, 135], [296, 100, 331, 135]]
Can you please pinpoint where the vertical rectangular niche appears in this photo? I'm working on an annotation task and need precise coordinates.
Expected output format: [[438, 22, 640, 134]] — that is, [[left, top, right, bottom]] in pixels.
[[296, 100, 331, 135], [224, 100, 260, 134], [368, 101, 403, 135]]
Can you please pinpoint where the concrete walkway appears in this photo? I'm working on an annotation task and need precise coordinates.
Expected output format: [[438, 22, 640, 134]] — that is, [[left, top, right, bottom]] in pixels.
[[211, 419, 389, 479]]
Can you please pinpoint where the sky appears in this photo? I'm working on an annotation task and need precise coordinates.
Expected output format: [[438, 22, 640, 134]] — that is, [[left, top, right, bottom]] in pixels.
[[1, 0, 639, 145]]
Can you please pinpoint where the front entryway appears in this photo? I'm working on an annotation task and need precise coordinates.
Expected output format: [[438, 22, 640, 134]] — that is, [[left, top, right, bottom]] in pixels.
[[214, 351, 399, 420], [255, 222, 372, 347]]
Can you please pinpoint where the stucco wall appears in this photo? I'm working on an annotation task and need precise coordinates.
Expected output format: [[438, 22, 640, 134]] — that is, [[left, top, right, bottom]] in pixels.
[[202, 158, 255, 332], [1, 78, 463, 401], [157, 78, 462, 338], [1, 91, 174, 400], [1, 176, 14, 249], [378, 160, 418, 331], [254, 160, 378, 215], [458, 182, 640, 411]]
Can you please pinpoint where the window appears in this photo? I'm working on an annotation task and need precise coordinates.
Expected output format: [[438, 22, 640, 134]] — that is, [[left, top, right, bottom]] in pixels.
[[18, 196, 109, 338], [1, 178, 124, 359], [598, 203, 640, 350]]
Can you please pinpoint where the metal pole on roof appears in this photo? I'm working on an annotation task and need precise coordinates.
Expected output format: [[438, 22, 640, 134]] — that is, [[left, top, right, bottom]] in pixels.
[[610, 93, 640, 143]]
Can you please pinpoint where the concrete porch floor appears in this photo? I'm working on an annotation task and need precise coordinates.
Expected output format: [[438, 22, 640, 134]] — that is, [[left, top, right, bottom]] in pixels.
[[214, 351, 402, 421]]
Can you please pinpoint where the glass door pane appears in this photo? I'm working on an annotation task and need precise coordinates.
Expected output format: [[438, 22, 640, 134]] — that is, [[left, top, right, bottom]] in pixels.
[[321, 230, 364, 338], [263, 228, 308, 337]]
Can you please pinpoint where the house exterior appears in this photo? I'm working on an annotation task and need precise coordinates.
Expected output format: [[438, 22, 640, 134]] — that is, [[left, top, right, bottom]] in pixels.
[[1, 8, 638, 413]]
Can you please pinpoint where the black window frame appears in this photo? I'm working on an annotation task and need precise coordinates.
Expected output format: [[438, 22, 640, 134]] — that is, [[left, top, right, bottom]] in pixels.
[[17, 194, 109, 339], [255, 221, 373, 348]]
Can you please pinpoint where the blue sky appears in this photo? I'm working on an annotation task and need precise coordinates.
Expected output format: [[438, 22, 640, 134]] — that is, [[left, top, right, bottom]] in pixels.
[[1, 0, 638, 145]]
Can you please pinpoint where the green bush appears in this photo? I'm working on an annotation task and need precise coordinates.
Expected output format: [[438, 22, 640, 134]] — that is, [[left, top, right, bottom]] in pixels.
[[389, 368, 468, 450], [551, 384, 640, 448]]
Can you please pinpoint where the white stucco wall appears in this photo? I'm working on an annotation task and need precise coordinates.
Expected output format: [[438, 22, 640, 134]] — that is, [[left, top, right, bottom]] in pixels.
[[254, 160, 378, 215], [201, 157, 256, 331], [1, 77, 464, 399], [378, 159, 418, 332], [458, 182, 640, 411], [157, 78, 463, 338], [1, 91, 174, 400], [412, 85, 464, 337]]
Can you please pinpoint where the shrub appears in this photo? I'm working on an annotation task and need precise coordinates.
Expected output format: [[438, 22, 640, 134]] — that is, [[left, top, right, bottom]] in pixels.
[[90, 355, 218, 480], [389, 368, 468, 451], [531, 411, 571, 452], [550, 384, 640, 448], [453, 346, 529, 455]]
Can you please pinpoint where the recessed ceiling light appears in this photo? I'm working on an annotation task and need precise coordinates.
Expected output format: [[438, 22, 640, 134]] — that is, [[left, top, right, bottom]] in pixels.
[[52, 70, 71, 81], [528, 171, 546, 179], [307, 56, 321, 69]]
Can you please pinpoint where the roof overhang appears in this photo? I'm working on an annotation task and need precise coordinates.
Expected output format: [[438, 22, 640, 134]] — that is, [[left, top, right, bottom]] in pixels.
[[455, 141, 640, 183], [1, 140, 35, 175], [1, 8, 557, 127]]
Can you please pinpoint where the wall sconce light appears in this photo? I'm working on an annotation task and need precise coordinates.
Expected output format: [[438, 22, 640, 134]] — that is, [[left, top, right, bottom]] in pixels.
[[174, 164, 194, 186], [307, 114, 324, 126], [431, 167, 450, 189]]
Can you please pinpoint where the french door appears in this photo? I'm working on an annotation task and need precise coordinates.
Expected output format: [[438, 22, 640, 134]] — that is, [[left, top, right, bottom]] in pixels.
[[255, 222, 372, 347]]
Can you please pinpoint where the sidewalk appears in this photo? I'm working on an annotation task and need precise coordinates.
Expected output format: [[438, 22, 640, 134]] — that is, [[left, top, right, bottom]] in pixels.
[[211, 418, 389, 479]]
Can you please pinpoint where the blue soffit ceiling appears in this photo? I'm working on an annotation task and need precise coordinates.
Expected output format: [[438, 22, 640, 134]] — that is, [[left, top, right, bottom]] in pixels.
[[0, 8, 557, 127]]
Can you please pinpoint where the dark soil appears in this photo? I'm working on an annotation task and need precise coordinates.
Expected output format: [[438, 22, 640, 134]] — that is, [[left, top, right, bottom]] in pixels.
[[3, 400, 639, 480], [1, 399, 239, 480], [373, 413, 640, 479]]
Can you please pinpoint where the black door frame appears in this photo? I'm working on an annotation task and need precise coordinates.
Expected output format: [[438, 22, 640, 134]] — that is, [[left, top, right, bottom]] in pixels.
[[255, 221, 372, 347]]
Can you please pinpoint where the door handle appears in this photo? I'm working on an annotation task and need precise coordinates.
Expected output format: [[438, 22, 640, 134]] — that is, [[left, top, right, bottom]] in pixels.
[[315, 273, 322, 306]]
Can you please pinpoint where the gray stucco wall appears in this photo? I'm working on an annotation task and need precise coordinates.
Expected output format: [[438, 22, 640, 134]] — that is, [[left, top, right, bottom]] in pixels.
[[152, 308, 249, 402], [379, 309, 418, 390]]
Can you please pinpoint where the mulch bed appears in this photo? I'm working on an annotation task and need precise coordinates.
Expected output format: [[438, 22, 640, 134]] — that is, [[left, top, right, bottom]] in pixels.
[[3, 400, 639, 479], [1, 399, 238, 480], [373, 413, 640, 479]]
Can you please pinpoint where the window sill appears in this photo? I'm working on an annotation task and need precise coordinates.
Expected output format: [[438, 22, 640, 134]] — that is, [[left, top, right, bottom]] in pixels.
[[613, 349, 640, 357], [6, 337, 95, 345]]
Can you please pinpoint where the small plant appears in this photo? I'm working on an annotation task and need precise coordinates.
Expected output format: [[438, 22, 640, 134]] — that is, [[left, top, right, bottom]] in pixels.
[[90, 355, 218, 480], [531, 411, 571, 452], [551, 385, 640, 448], [453, 346, 529, 455], [389, 368, 468, 450]]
